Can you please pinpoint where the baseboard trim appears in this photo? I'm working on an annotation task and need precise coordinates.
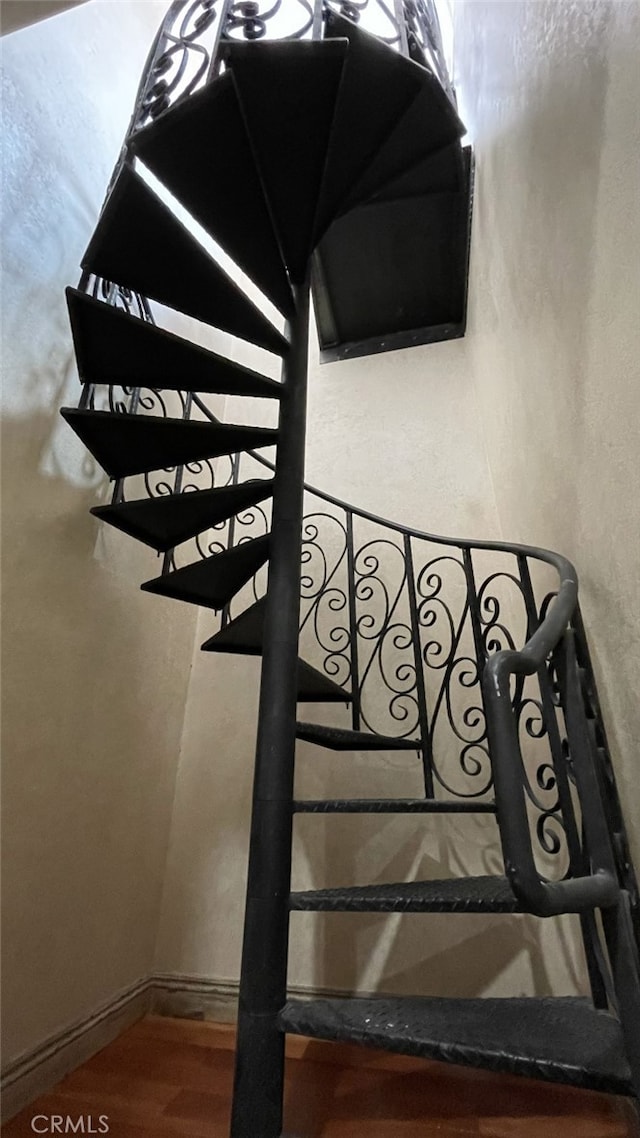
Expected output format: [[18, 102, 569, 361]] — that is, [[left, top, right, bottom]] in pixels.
[[1, 977, 152, 1123], [149, 971, 373, 1022], [1, 971, 364, 1124]]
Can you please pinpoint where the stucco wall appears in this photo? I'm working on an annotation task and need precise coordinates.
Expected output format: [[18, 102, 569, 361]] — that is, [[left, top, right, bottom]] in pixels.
[[154, 0, 639, 1003], [0, 0, 192, 1066]]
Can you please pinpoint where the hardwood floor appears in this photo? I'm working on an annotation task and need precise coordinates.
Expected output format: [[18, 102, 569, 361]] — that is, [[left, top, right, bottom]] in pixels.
[[3, 1015, 638, 1137]]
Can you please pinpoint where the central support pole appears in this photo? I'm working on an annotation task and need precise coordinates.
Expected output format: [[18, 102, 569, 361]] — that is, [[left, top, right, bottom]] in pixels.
[[230, 278, 311, 1138]]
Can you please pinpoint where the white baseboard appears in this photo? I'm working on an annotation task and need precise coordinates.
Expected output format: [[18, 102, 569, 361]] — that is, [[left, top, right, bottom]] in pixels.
[[1, 978, 152, 1124]]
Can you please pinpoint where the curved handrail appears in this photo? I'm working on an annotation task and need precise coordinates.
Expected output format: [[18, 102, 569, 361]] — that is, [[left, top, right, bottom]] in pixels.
[[483, 635, 618, 917], [238, 438, 618, 916]]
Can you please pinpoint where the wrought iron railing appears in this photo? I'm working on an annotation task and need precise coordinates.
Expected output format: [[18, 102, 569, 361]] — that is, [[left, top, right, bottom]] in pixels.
[[126, 0, 455, 140], [82, 375, 637, 921]]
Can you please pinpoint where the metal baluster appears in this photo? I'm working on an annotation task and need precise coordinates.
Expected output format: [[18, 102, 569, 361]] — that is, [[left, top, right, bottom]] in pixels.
[[462, 547, 486, 677], [345, 510, 361, 730], [404, 533, 433, 796], [161, 390, 193, 575], [393, 0, 409, 55], [220, 451, 241, 630]]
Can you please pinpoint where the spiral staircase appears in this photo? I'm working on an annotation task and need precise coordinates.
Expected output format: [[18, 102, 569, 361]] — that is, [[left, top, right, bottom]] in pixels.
[[61, 5, 640, 1135]]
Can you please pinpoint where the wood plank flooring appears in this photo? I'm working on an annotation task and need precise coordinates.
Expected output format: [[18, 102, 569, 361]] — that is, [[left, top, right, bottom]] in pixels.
[[3, 1015, 638, 1137]]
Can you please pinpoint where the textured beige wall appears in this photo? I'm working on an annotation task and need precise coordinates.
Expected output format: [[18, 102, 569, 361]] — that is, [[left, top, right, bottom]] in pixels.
[[0, 0, 192, 1066], [154, 0, 639, 1001]]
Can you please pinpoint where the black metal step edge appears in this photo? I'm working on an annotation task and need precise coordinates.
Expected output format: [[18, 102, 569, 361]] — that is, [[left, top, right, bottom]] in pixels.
[[278, 996, 633, 1097], [91, 480, 275, 553], [296, 722, 418, 751], [289, 875, 520, 914], [60, 407, 278, 480], [66, 287, 284, 399], [293, 799, 497, 814], [141, 534, 270, 612], [200, 600, 352, 703]]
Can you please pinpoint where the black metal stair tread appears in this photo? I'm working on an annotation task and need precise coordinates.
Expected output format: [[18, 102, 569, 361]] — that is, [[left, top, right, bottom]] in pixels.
[[296, 661, 352, 705], [61, 408, 277, 480], [141, 535, 270, 611], [315, 185, 470, 351], [131, 71, 294, 318], [316, 12, 462, 234], [344, 83, 465, 212], [367, 142, 466, 205], [66, 289, 283, 399], [224, 39, 348, 285], [293, 799, 497, 814], [201, 599, 352, 704], [82, 165, 288, 356], [200, 597, 267, 655], [279, 996, 632, 1096], [289, 875, 519, 913], [92, 480, 274, 553], [296, 722, 418, 751]]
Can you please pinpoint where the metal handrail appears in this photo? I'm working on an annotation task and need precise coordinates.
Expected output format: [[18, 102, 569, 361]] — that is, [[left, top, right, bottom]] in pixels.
[[236, 431, 619, 915]]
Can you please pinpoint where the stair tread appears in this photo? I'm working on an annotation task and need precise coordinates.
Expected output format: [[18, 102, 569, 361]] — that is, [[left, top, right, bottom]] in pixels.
[[92, 480, 274, 552], [314, 177, 471, 351], [279, 996, 632, 1096], [66, 288, 283, 399], [296, 722, 418, 751], [367, 142, 466, 205], [293, 799, 497, 814], [131, 72, 294, 318], [290, 875, 519, 913], [344, 81, 464, 212], [82, 165, 288, 355], [61, 408, 277, 480], [141, 535, 270, 611], [201, 599, 352, 704], [296, 660, 352, 705], [316, 12, 460, 234], [224, 39, 347, 284]]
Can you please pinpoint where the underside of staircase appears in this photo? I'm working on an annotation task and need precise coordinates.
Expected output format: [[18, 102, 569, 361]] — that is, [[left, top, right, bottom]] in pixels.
[[61, 2, 640, 1135]]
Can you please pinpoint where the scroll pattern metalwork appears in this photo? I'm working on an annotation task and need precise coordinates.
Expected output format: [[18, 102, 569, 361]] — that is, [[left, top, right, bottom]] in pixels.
[[80, 347, 580, 876], [122, 0, 455, 139]]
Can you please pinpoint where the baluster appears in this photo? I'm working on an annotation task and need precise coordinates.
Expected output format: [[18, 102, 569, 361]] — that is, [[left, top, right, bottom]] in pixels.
[[404, 533, 433, 796], [220, 451, 242, 630], [461, 547, 486, 675], [394, 0, 409, 55], [345, 510, 361, 731], [161, 389, 193, 575]]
